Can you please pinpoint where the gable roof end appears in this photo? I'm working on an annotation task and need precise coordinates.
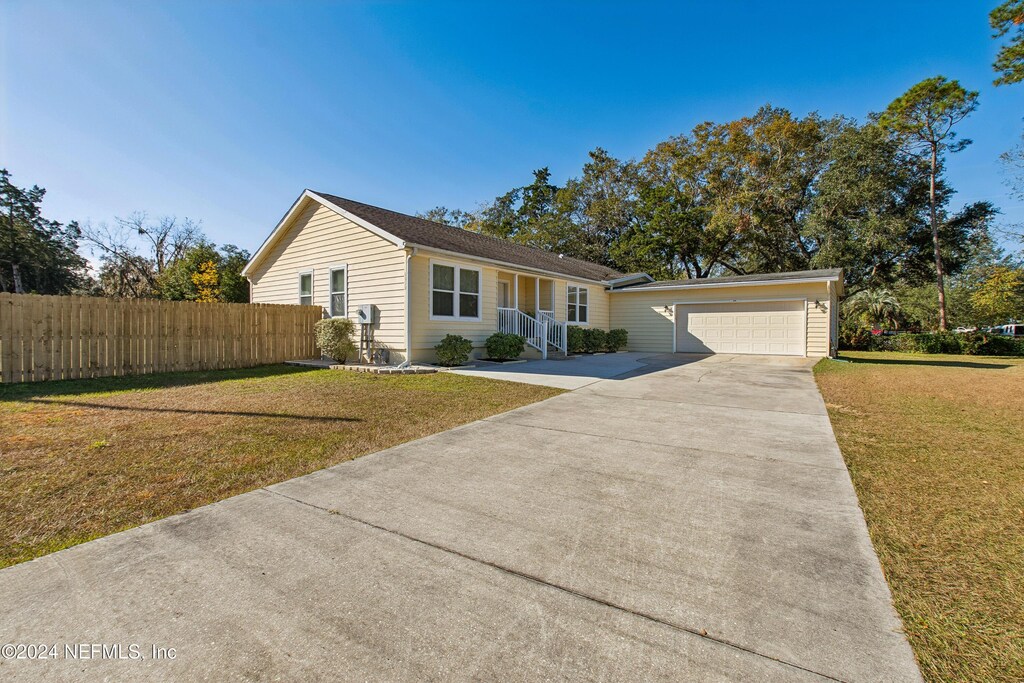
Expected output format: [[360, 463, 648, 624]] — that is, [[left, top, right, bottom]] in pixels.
[[242, 190, 407, 278]]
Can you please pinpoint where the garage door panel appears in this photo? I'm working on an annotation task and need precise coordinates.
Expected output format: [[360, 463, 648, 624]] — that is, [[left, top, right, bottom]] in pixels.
[[676, 301, 805, 356]]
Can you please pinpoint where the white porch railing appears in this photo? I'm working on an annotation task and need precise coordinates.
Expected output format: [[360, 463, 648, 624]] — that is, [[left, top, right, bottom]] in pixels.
[[538, 311, 567, 354], [497, 307, 548, 360]]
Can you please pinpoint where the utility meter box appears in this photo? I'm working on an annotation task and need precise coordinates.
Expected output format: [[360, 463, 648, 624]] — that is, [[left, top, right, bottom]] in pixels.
[[356, 304, 375, 325]]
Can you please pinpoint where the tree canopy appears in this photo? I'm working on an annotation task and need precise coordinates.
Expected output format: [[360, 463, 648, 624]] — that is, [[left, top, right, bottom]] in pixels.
[[0, 169, 90, 295], [991, 0, 1024, 86], [878, 76, 980, 330]]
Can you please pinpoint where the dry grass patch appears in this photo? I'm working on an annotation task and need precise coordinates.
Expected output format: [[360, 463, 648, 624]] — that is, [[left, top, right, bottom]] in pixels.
[[815, 351, 1024, 682], [0, 365, 562, 568]]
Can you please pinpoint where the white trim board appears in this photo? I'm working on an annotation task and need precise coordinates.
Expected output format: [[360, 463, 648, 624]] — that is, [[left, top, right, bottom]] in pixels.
[[328, 263, 348, 318], [428, 257, 483, 322], [612, 276, 839, 293]]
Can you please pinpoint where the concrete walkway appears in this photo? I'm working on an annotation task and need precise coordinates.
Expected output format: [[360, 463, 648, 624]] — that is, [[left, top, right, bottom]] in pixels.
[[0, 355, 921, 682], [449, 351, 661, 390]]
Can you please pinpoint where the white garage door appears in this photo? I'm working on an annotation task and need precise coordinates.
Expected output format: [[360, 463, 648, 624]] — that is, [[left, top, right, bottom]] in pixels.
[[675, 300, 806, 356]]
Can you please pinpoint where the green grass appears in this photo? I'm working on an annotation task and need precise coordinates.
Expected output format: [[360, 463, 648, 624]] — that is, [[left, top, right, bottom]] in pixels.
[[0, 365, 562, 568], [815, 351, 1024, 682]]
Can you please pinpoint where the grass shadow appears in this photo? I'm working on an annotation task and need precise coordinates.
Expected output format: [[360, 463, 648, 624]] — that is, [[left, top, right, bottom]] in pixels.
[[22, 397, 361, 422], [838, 355, 1015, 370], [0, 364, 320, 401]]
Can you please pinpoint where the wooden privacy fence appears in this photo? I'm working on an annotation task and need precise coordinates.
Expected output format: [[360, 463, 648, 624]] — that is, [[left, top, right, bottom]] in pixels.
[[0, 293, 323, 384]]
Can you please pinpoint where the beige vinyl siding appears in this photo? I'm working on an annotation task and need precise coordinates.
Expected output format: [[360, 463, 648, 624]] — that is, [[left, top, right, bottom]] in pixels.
[[408, 251, 612, 362], [609, 281, 833, 357], [249, 200, 408, 361]]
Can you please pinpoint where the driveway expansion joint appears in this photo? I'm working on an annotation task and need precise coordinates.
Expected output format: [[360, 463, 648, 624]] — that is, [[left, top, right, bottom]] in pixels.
[[581, 390, 828, 416], [263, 487, 846, 682], [483, 418, 849, 473]]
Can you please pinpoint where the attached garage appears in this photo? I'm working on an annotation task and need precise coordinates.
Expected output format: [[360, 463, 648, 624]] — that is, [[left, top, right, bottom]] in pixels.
[[675, 300, 805, 355], [608, 269, 842, 358]]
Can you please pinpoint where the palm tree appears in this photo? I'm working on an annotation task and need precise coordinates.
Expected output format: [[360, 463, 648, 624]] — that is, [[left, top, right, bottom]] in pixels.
[[845, 289, 902, 329]]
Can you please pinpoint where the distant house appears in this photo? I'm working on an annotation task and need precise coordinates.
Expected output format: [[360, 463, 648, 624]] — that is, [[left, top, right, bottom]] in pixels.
[[242, 190, 842, 363]]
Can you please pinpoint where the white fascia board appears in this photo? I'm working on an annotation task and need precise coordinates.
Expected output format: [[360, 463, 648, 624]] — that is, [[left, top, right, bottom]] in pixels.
[[242, 191, 310, 277], [605, 273, 655, 287], [608, 275, 841, 293], [242, 190, 405, 277], [307, 191, 406, 249]]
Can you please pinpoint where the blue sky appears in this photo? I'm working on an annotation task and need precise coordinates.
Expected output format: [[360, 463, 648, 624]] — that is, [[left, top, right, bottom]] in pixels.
[[2, 1, 1021, 257]]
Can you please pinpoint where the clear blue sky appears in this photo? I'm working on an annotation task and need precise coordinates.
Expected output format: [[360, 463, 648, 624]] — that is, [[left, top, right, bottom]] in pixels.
[[2, 1, 1021, 257]]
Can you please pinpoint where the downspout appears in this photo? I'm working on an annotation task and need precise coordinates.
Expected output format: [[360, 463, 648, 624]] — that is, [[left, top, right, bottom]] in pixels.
[[397, 247, 417, 367]]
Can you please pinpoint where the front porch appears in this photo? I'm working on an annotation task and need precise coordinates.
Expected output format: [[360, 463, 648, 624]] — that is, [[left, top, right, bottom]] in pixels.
[[495, 271, 566, 359]]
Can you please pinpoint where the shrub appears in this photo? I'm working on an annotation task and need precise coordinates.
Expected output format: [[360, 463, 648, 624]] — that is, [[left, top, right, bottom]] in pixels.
[[485, 332, 526, 360], [975, 333, 1024, 356], [434, 334, 474, 366], [314, 318, 358, 363], [839, 326, 873, 351], [856, 331, 1024, 356], [567, 325, 586, 354], [606, 328, 628, 352], [582, 328, 607, 353]]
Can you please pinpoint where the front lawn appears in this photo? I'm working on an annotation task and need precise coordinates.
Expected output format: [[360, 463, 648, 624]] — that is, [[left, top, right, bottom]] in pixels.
[[815, 351, 1024, 683], [0, 366, 562, 568]]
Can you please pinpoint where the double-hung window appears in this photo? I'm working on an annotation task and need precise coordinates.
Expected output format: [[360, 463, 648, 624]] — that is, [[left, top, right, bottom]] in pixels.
[[431, 261, 480, 320], [329, 266, 347, 317], [298, 272, 313, 306], [567, 284, 588, 324]]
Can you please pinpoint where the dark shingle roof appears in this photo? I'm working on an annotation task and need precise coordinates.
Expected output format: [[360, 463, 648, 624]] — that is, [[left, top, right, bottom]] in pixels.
[[614, 268, 843, 290], [315, 192, 624, 282]]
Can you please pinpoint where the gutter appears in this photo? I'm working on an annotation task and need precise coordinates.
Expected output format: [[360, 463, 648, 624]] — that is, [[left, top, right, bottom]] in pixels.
[[407, 244, 612, 286], [608, 275, 842, 293]]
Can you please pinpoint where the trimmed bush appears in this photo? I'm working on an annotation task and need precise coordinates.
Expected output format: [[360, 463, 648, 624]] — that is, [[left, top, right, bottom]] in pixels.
[[567, 325, 586, 354], [606, 328, 628, 352], [434, 334, 474, 366], [975, 334, 1024, 355], [485, 332, 526, 360], [582, 328, 607, 353], [314, 318, 358, 363]]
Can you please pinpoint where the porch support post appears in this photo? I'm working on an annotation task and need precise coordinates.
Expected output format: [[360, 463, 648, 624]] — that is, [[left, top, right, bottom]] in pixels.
[[514, 274, 519, 310], [535, 277, 540, 314]]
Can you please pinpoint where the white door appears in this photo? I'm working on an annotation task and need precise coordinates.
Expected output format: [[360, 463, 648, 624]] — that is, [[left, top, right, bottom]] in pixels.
[[675, 301, 805, 356], [497, 281, 510, 308]]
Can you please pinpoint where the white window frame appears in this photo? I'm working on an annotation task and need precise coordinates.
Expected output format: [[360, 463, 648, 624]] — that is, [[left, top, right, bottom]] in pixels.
[[429, 259, 482, 322], [329, 264, 348, 318], [298, 270, 314, 307], [567, 283, 589, 325]]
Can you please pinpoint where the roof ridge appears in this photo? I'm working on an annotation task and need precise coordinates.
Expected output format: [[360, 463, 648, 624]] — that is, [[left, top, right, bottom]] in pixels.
[[314, 190, 623, 277]]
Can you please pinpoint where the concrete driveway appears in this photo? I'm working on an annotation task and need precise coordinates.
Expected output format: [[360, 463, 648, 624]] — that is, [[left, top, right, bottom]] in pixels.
[[0, 354, 921, 682]]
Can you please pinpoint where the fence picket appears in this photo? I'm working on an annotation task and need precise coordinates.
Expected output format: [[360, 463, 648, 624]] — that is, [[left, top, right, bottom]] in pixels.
[[0, 294, 13, 383], [0, 294, 320, 383]]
